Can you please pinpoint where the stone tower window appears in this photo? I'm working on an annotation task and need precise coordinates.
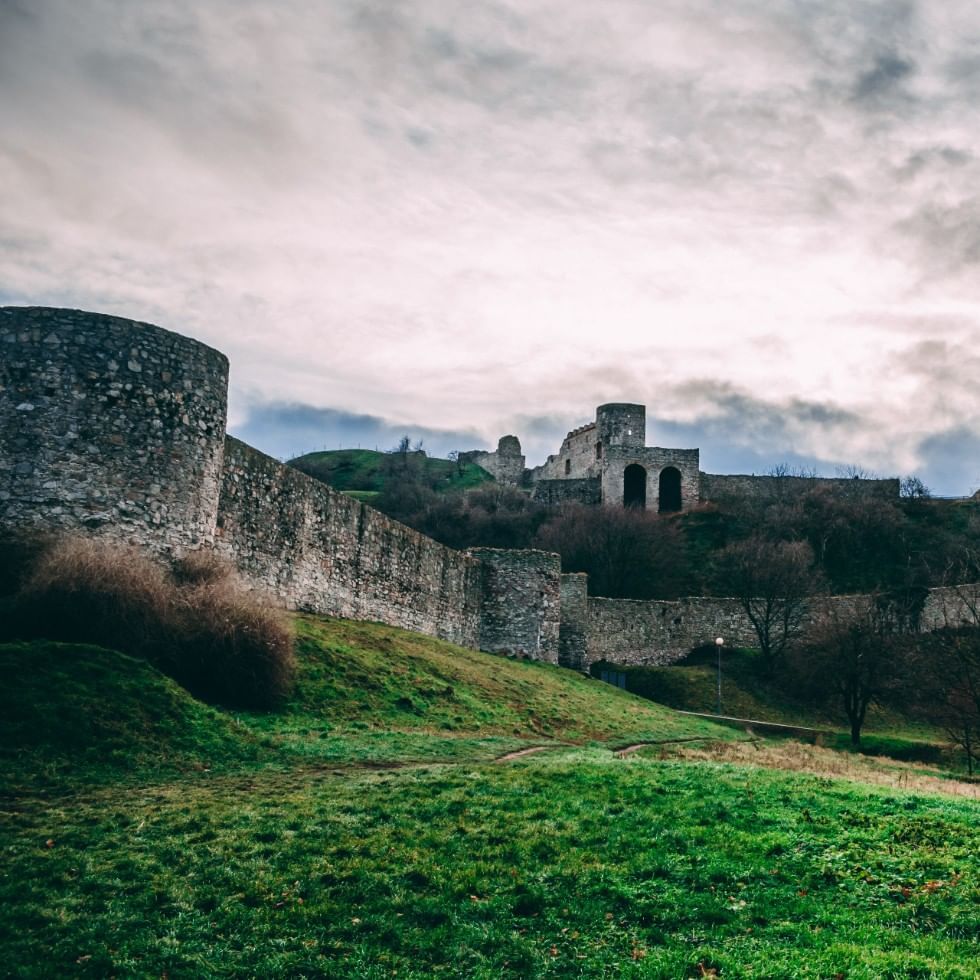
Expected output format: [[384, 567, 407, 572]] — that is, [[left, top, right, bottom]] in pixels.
[[595, 442, 602, 460], [564, 459, 571, 476]]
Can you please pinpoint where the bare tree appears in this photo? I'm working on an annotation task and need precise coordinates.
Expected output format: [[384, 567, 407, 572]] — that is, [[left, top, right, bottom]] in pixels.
[[720, 537, 819, 669], [900, 475, 931, 499], [835, 463, 877, 480], [912, 589, 980, 773], [792, 599, 903, 746]]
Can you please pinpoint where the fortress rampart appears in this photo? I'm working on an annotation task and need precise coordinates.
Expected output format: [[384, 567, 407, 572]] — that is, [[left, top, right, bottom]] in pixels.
[[700, 472, 900, 503], [0, 308, 555, 658], [2, 306, 975, 673], [0, 307, 228, 552], [217, 437, 483, 646]]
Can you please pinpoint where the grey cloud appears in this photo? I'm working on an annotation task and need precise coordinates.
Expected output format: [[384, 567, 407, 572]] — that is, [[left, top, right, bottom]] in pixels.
[[853, 52, 916, 103], [895, 145, 973, 181], [895, 199, 980, 275], [913, 426, 980, 496]]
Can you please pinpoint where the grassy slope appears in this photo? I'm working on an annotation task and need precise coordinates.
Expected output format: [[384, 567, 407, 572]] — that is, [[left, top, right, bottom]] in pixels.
[[2, 756, 977, 978], [0, 642, 272, 792], [0, 620, 734, 789], [2, 620, 978, 977], [239, 616, 738, 763], [288, 448, 493, 494]]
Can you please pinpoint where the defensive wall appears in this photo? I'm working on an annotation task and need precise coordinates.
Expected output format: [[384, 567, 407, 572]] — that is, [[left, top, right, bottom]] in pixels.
[[583, 586, 980, 668], [2, 306, 975, 674], [0, 307, 557, 659], [700, 472, 900, 504], [459, 435, 525, 487], [0, 306, 228, 553]]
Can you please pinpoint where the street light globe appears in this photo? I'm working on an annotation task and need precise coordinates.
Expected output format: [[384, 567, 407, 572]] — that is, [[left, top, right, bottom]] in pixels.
[[715, 637, 725, 646]]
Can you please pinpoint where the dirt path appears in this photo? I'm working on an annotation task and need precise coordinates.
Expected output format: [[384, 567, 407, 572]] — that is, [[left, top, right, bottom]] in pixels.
[[493, 745, 558, 763]]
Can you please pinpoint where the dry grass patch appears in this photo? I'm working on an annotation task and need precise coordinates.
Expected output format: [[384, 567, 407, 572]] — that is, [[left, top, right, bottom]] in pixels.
[[648, 737, 980, 799]]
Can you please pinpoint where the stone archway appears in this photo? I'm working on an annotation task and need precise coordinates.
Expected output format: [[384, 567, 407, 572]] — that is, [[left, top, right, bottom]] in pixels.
[[623, 463, 647, 508], [658, 466, 682, 513]]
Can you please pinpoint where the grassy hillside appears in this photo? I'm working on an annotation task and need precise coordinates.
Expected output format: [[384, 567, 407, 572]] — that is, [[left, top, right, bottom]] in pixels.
[[239, 616, 740, 764], [0, 642, 272, 792], [2, 618, 978, 977], [0, 620, 735, 790], [289, 448, 494, 495]]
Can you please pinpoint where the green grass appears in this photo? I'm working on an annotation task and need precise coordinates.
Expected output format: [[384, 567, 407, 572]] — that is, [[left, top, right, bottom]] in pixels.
[[289, 448, 494, 494], [2, 619, 978, 977], [1, 754, 977, 978], [0, 642, 274, 793], [604, 648, 959, 765], [238, 616, 738, 763]]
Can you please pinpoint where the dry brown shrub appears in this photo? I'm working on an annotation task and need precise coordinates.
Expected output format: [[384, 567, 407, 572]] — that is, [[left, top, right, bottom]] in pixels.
[[171, 548, 234, 586], [9, 535, 294, 709], [12, 535, 173, 655], [168, 574, 295, 710]]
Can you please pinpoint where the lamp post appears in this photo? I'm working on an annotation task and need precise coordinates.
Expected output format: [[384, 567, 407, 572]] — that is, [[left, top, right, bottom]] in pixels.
[[715, 637, 725, 715]]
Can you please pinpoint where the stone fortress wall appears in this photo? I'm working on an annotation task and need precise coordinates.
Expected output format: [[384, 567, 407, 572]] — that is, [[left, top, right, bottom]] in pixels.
[[0, 307, 228, 553], [2, 306, 974, 676], [0, 308, 556, 659], [459, 435, 525, 487], [700, 472, 900, 503], [585, 586, 979, 667]]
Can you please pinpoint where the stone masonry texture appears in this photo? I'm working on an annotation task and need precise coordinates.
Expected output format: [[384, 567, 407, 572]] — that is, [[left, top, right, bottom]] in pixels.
[[558, 573, 589, 670], [0, 307, 228, 552], [0, 307, 561, 662], [469, 548, 562, 662], [217, 437, 484, 647]]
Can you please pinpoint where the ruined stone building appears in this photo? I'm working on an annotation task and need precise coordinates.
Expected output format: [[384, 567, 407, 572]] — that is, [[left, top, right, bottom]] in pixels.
[[463, 403, 899, 510]]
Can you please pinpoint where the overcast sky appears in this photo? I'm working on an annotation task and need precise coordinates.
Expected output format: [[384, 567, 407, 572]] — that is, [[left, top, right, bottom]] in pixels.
[[3, 1, 980, 492]]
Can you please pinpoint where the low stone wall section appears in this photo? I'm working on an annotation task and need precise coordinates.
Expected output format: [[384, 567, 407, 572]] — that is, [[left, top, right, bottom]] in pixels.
[[584, 586, 980, 667], [531, 478, 602, 507], [700, 473, 900, 503], [469, 548, 562, 662], [0, 306, 228, 552], [217, 437, 483, 647]]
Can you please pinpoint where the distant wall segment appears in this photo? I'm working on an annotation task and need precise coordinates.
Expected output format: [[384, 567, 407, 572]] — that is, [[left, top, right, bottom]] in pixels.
[[700, 473, 900, 503], [469, 548, 562, 662], [0, 307, 228, 552]]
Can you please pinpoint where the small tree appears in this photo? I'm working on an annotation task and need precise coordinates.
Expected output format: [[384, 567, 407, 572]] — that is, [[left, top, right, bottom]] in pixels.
[[910, 589, 980, 773], [720, 537, 818, 670], [792, 598, 908, 746]]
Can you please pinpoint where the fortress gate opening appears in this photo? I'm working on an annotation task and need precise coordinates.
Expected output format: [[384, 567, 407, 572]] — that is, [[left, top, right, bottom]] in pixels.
[[658, 466, 682, 513], [623, 464, 647, 508]]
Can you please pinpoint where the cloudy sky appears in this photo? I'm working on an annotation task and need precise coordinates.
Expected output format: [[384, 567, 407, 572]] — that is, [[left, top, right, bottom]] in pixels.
[[3, 1, 980, 492]]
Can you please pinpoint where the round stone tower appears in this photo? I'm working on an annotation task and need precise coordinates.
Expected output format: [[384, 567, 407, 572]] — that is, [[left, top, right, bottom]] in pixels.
[[0, 307, 229, 552], [596, 403, 646, 450]]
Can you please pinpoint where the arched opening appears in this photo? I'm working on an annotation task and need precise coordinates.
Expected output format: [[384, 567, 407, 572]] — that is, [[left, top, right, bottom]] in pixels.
[[658, 466, 682, 513], [623, 463, 647, 508], [564, 459, 571, 476], [595, 441, 603, 460]]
